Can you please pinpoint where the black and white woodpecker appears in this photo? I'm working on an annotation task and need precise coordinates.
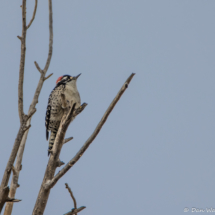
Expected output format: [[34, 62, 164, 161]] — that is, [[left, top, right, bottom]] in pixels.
[[45, 74, 81, 155]]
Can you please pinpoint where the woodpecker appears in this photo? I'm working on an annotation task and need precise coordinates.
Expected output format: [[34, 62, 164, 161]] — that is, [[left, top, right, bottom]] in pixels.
[[45, 74, 81, 156]]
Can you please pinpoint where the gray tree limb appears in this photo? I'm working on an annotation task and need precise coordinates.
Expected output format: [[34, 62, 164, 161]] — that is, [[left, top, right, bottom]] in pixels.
[[32, 103, 87, 215], [18, 0, 27, 123], [64, 183, 86, 215], [1, 0, 53, 213], [65, 183, 77, 209], [64, 207, 86, 215], [47, 73, 135, 189], [64, 137, 73, 144], [32, 73, 134, 215], [4, 118, 30, 215], [26, 0, 38, 29], [0, 1, 28, 211]]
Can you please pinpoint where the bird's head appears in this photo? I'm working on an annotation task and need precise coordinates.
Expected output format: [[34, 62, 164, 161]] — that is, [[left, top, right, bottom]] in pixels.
[[56, 74, 81, 86]]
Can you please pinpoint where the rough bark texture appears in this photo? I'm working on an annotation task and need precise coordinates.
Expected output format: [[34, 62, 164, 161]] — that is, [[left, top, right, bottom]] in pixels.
[[32, 103, 87, 215], [0, 0, 135, 214], [4, 2, 39, 213], [18, 0, 27, 123], [0, 1, 27, 211], [32, 73, 135, 215], [4, 119, 30, 215], [0, 0, 52, 213], [0, 127, 26, 212], [47, 73, 135, 189]]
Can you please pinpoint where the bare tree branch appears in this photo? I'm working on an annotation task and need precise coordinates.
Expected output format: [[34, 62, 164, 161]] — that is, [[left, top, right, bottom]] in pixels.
[[64, 207, 86, 215], [0, 186, 21, 207], [34, 61, 42, 73], [56, 159, 65, 167], [44, 0, 53, 73], [47, 73, 135, 188], [32, 103, 87, 215], [18, 0, 27, 123], [27, 108, 36, 121], [0, 126, 26, 212], [22, 124, 31, 132], [64, 183, 86, 215], [26, 0, 38, 29], [64, 137, 73, 144], [5, 198, 21, 203], [65, 183, 77, 209], [32, 73, 134, 214], [1, 0, 53, 213], [3, 120, 30, 215], [44, 73, 53, 81], [17, 36, 22, 41]]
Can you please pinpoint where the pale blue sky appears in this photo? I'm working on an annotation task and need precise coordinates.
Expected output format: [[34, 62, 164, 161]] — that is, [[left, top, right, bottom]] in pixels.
[[0, 0, 215, 215]]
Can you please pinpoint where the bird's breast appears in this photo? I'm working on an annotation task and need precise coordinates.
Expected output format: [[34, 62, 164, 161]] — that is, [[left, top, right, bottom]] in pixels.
[[64, 85, 81, 107]]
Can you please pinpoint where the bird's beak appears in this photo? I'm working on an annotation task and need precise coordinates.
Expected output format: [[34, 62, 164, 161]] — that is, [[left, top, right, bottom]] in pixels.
[[75, 73, 81, 80]]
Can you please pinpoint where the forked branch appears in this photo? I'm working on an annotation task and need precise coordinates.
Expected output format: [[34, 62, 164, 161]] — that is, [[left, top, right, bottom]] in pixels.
[[32, 103, 87, 215], [47, 73, 135, 189], [33, 74, 134, 214], [64, 183, 86, 215], [0, 1, 29, 202], [1, 0, 53, 214]]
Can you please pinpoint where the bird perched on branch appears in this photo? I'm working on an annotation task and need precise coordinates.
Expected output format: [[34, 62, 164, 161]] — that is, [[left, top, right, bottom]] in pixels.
[[45, 74, 81, 156]]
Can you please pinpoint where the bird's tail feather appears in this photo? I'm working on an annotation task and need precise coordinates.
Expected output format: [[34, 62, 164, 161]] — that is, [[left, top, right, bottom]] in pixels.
[[48, 131, 57, 156]]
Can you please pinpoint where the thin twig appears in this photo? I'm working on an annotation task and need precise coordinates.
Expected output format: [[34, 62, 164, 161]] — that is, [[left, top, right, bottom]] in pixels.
[[65, 183, 77, 209], [5, 198, 21, 203], [34, 61, 42, 73], [64, 137, 73, 144], [17, 36, 22, 40], [26, 0, 38, 29], [64, 207, 86, 215], [5, 190, 21, 203], [44, 0, 53, 72], [44, 73, 53, 81], [56, 159, 65, 167], [64, 184, 86, 215], [47, 73, 135, 189], [18, 0, 27, 123]]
